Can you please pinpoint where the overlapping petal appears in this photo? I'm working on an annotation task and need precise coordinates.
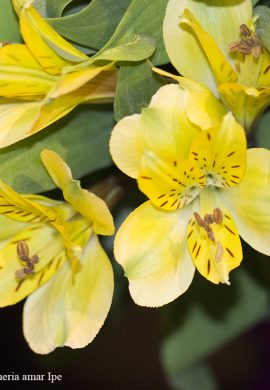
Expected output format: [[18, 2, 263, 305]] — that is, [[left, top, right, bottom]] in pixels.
[[41, 150, 114, 236], [220, 148, 270, 256], [23, 235, 114, 354]]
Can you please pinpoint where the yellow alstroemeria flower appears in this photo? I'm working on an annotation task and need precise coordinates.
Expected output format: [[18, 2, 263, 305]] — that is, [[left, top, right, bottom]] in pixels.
[[0, 149, 114, 354], [163, 0, 270, 131], [0, 1, 116, 147], [110, 84, 270, 307]]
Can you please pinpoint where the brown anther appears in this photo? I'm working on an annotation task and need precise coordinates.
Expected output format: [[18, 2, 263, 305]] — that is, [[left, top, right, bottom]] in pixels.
[[240, 24, 251, 37], [204, 214, 215, 225], [213, 208, 223, 224], [229, 24, 262, 59], [15, 242, 38, 279], [17, 241, 29, 262], [194, 212, 208, 230], [215, 241, 224, 262]]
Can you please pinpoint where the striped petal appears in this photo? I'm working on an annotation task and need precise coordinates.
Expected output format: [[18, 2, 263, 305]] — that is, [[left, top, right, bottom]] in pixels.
[[41, 150, 114, 236], [187, 188, 242, 284], [23, 235, 113, 354], [188, 112, 247, 188], [20, 4, 88, 75]]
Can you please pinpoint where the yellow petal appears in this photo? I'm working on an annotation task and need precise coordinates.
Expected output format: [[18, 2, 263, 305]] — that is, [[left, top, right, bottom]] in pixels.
[[179, 9, 237, 86], [114, 201, 195, 307], [0, 223, 67, 306], [153, 69, 225, 129], [138, 151, 205, 210], [141, 84, 200, 160], [41, 150, 114, 236], [0, 44, 43, 70], [51, 65, 116, 99], [109, 114, 145, 179], [0, 100, 41, 147], [20, 5, 88, 75], [164, 0, 251, 92], [23, 235, 113, 354], [189, 112, 247, 188], [218, 83, 270, 131], [187, 188, 242, 284], [220, 148, 270, 256]]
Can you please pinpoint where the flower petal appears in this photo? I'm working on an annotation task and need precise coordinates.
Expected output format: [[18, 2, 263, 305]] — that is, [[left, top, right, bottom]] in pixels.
[[110, 114, 145, 179], [138, 151, 205, 210], [20, 5, 88, 75], [187, 188, 242, 284], [152, 69, 225, 129], [189, 112, 247, 188], [164, 0, 251, 92], [23, 235, 114, 354], [141, 84, 200, 159], [114, 201, 195, 307], [41, 150, 114, 236], [220, 148, 270, 256], [0, 223, 67, 307], [218, 83, 270, 131]]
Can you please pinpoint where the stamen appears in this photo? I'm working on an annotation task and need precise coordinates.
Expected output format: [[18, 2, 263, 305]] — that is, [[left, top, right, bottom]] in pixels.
[[15, 241, 39, 279], [194, 208, 223, 243], [228, 24, 262, 59]]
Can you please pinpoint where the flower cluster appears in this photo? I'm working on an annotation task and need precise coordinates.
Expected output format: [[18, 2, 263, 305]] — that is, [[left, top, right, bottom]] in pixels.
[[1, 0, 270, 356]]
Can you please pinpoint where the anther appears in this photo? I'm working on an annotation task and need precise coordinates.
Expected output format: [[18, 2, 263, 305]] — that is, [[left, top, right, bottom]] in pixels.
[[213, 208, 223, 224], [17, 240, 29, 262], [229, 24, 262, 58], [15, 241, 39, 279]]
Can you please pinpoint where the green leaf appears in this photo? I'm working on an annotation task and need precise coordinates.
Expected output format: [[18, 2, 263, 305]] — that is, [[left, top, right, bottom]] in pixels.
[[114, 60, 166, 121], [47, 0, 73, 17], [48, 0, 131, 50], [255, 108, 270, 147], [0, 106, 114, 194], [0, 0, 21, 43], [252, 0, 260, 6], [161, 267, 269, 377], [99, 0, 169, 65], [255, 5, 270, 52], [93, 35, 156, 63], [168, 363, 218, 390]]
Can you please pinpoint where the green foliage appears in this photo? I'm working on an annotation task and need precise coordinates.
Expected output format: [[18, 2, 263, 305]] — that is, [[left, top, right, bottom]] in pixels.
[[252, 0, 260, 6], [0, 106, 114, 193], [48, 0, 169, 65], [0, 0, 21, 43], [255, 109, 270, 147], [48, 0, 131, 51], [255, 5, 270, 52], [114, 60, 166, 121]]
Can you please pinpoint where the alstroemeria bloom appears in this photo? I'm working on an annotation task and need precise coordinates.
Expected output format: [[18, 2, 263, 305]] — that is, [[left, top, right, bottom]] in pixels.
[[0, 150, 114, 353], [110, 84, 270, 307], [163, 0, 270, 131], [0, 2, 116, 147]]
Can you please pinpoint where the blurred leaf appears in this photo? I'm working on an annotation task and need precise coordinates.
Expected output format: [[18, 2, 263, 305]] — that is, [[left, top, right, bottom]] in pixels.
[[0, 106, 114, 193], [254, 108, 270, 147], [48, 0, 131, 50], [99, 0, 169, 65], [252, 0, 260, 5], [255, 5, 270, 52], [0, 0, 21, 43], [161, 268, 269, 377], [114, 59, 166, 121], [168, 363, 218, 390]]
